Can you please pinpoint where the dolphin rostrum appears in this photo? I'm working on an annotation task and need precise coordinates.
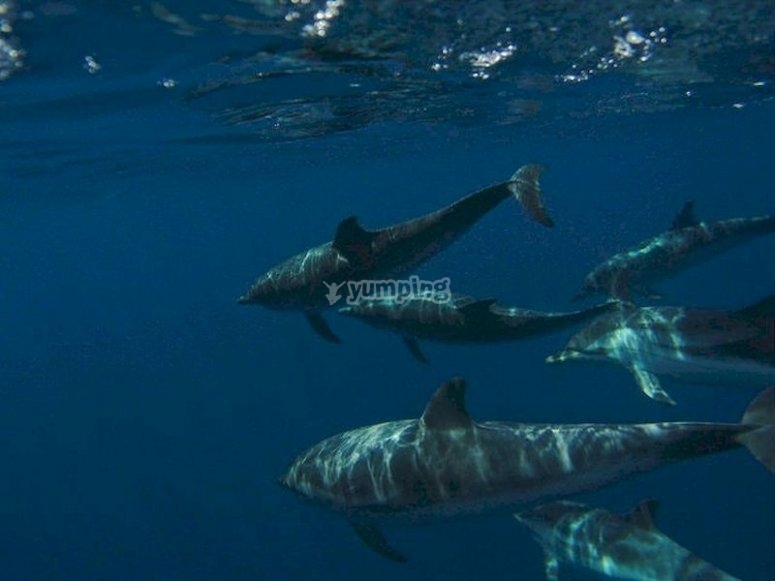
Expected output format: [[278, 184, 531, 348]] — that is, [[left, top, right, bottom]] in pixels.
[[515, 499, 740, 580], [339, 291, 618, 363], [547, 296, 775, 405], [237, 164, 553, 343], [280, 377, 775, 562], [575, 201, 775, 301]]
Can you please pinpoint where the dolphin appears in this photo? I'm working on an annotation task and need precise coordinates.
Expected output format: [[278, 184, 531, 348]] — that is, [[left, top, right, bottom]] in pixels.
[[279, 377, 775, 562], [338, 291, 619, 363], [237, 164, 553, 343], [514, 499, 740, 580], [575, 201, 775, 301], [547, 296, 775, 405]]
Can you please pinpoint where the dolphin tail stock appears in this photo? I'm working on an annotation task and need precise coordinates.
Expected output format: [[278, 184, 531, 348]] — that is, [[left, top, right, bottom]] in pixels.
[[508, 164, 555, 228], [737, 386, 775, 472]]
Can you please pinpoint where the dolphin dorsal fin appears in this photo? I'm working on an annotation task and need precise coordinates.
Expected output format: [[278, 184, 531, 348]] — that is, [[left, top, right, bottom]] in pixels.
[[458, 298, 497, 318], [333, 216, 377, 264], [421, 377, 472, 430], [625, 499, 660, 530], [670, 200, 698, 230]]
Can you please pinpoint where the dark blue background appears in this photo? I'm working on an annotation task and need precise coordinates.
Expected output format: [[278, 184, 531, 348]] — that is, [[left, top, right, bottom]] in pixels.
[[2, 6, 774, 580]]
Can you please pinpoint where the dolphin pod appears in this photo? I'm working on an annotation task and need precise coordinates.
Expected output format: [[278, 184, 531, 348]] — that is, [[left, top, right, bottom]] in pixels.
[[237, 166, 774, 570], [237, 164, 553, 343], [515, 500, 740, 580], [280, 377, 775, 562]]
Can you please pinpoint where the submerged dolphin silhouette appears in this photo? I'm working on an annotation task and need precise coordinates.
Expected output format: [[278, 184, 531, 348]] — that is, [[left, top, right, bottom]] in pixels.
[[237, 164, 553, 342], [339, 291, 618, 363], [575, 201, 775, 301], [547, 296, 775, 405], [515, 500, 740, 580], [280, 377, 775, 562]]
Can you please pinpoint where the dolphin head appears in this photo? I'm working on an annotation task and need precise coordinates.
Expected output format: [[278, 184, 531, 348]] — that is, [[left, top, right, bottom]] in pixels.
[[546, 309, 630, 365], [238, 243, 347, 309], [574, 264, 610, 301], [237, 270, 288, 308], [278, 448, 333, 507], [576, 262, 630, 302]]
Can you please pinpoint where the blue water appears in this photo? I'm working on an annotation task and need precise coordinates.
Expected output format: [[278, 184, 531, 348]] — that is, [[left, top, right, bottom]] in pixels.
[[2, 2, 774, 580]]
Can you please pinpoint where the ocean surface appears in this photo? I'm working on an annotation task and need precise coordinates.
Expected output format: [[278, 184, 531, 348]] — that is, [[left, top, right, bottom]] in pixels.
[[2, 2, 774, 580]]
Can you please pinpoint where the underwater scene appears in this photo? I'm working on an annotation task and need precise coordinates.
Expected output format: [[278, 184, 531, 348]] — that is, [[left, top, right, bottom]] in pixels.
[[2, 1, 774, 580]]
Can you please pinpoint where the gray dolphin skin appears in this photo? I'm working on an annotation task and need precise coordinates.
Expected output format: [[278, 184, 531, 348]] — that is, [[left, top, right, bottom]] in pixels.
[[547, 296, 775, 405], [237, 164, 553, 343], [575, 201, 775, 301], [279, 377, 775, 562], [514, 500, 740, 581], [339, 292, 619, 363]]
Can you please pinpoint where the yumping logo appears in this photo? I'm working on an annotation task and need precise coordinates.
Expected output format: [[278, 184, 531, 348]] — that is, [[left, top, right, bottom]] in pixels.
[[322, 275, 452, 305], [323, 281, 346, 305]]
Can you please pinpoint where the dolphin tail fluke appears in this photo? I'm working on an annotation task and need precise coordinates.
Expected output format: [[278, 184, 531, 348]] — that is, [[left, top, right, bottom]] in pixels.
[[508, 164, 555, 228], [304, 311, 341, 344], [738, 387, 775, 472], [351, 522, 407, 563]]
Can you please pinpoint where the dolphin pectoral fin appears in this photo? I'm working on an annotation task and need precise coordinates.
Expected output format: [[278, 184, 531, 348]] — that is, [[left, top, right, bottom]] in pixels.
[[670, 200, 698, 230], [351, 522, 407, 563], [402, 335, 429, 364], [333, 216, 377, 265], [508, 164, 555, 228], [304, 312, 341, 344], [630, 366, 676, 405], [543, 549, 560, 581]]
